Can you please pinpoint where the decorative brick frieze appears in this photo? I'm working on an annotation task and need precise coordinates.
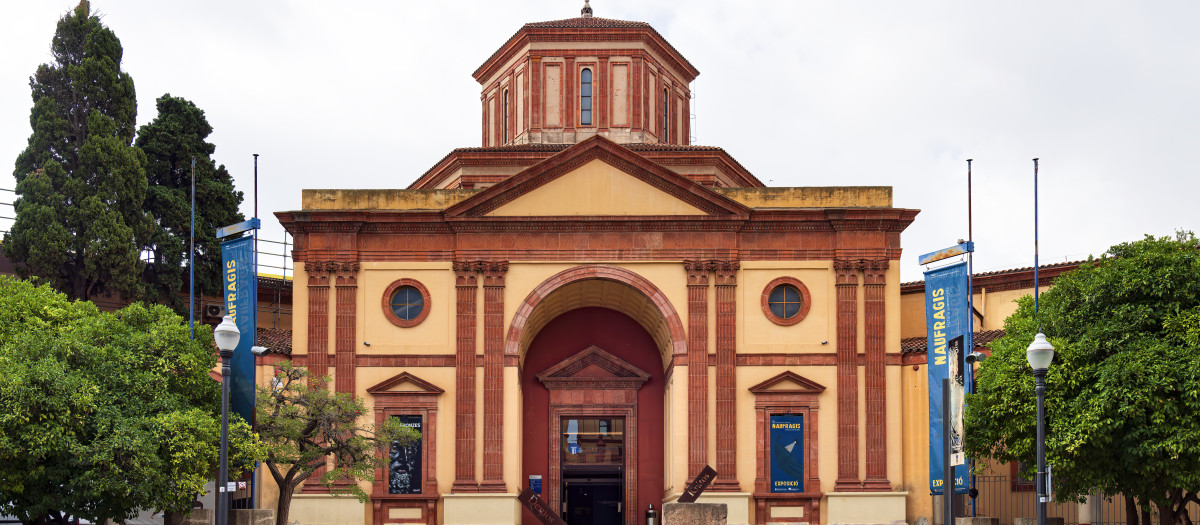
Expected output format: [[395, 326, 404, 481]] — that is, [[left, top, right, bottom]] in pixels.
[[452, 261, 479, 493], [683, 259, 710, 479], [862, 259, 891, 490], [712, 259, 740, 491], [833, 259, 862, 491], [480, 261, 508, 493]]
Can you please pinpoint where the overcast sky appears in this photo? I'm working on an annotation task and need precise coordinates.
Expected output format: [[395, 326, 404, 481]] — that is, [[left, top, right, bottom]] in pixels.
[[2, 1, 1197, 282]]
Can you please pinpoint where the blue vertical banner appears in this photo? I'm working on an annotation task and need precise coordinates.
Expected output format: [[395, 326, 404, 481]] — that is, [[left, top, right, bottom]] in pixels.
[[769, 415, 805, 493], [925, 261, 969, 495], [221, 235, 257, 426]]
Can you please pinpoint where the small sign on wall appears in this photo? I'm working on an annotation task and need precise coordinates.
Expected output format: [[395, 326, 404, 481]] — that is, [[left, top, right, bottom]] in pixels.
[[529, 474, 542, 494]]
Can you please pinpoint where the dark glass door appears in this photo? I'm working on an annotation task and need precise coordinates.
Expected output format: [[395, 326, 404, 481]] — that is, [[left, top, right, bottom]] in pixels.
[[563, 480, 622, 525], [561, 417, 624, 525]]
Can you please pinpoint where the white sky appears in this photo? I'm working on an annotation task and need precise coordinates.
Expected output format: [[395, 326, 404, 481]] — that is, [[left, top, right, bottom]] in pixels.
[[2, 1, 1197, 282]]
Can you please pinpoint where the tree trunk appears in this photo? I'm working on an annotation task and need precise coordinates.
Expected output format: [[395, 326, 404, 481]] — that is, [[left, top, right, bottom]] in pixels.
[[1159, 500, 1176, 525], [1129, 495, 1142, 525], [275, 481, 295, 525]]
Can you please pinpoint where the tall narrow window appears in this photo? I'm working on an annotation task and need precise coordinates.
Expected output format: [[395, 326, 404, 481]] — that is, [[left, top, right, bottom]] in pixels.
[[503, 89, 509, 143], [580, 68, 593, 126], [662, 88, 669, 142]]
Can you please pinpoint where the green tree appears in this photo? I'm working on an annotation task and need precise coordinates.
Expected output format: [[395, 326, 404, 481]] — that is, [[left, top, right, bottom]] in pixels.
[[0, 276, 264, 525], [257, 363, 418, 525], [965, 233, 1200, 525], [135, 94, 245, 309], [4, 0, 154, 302]]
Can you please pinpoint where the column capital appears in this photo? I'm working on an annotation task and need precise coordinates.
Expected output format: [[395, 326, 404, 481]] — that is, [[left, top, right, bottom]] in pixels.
[[714, 259, 739, 286], [683, 259, 711, 286], [863, 259, 889, 285], [481, 261, 509, 287], [453, 261, 479, 287], [834, 259, 861, 285]]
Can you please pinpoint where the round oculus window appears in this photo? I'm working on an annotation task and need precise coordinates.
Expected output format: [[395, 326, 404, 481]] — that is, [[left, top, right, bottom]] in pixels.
[[390, 286, 424, 321], [381, 279, 431, 328], [761, 277, 811, 326], [768, 284, 803, 319]]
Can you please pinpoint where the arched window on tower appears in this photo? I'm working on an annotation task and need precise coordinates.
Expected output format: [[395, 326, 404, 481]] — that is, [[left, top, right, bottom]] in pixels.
[[662, 87, 669, 142], [503, 88, 510, 143], [580, 68, 593, 126]]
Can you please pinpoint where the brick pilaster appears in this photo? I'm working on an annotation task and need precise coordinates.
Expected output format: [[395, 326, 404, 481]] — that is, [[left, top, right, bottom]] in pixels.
[[301, 261, 332, 493], [684, 259, 710, 478], [598, 56, 610, 132], [480, 261, 508, 493], [452, 262, 480, 493], [834, 260, 863, 491], [333, 262, 359, 395], [530, 55, 542, 133], [564, 56, 576, 133], [631, 55, 643, 133], [712, 259, 740, 491], [863, 260, 891, 490]]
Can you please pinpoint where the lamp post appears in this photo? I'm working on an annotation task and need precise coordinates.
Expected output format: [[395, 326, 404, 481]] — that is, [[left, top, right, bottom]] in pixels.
[[1026, 332, 1054, 525], [214, 315, 241, 525]]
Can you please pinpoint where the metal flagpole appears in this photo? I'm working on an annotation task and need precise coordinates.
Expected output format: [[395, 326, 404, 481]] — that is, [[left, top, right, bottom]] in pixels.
[[966, 159, 976, 517], [1033, 158, 1040, 316]]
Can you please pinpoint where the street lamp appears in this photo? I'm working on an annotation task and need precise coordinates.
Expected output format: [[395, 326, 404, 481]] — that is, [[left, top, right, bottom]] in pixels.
[[214, 315, 240, 525], [1026, 332, 1054, 525]]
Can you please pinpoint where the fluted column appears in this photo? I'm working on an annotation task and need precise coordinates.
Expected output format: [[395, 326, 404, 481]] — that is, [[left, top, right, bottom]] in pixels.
[[452, 262, 480, 493], [480, 261, 508, 493], [300, 261, 332, 493], [684, 259, 710, 478], [834, 259, 863, 491], [712, 260, 740, 491], [333, 262, 359, 395], [863, 260, 891, 490]]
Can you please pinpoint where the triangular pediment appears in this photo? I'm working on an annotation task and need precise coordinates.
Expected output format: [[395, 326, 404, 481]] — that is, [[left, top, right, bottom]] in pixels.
[[444, 135, 750, 218], [366, 371, 445, 396], [748, 371, 826, 395], [537, 344, 650, 390]]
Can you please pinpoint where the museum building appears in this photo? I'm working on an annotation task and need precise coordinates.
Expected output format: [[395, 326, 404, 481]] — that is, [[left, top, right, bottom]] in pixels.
[[272, 5, 924, 525]]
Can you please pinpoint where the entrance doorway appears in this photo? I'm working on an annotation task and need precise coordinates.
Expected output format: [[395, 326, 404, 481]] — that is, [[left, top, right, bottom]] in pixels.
[[561, 418, 625, 525]]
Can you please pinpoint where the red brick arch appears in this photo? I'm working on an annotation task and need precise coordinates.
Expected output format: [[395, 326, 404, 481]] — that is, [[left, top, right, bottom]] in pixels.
[[504, 264, 688, 367]]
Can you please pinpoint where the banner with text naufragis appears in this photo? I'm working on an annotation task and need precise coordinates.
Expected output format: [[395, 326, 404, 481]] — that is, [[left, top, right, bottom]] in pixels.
[[221, 235, 257, 426], [925, 261, 969, 495], [769, 415, 805, 493]]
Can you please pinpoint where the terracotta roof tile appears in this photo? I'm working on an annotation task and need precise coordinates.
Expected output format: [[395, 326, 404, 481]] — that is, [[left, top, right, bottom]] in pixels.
[[256, 327, 293, 356], [523, 16, 650, 28], [900, 260, 1086, 288], [901, 329, 1007, 354]]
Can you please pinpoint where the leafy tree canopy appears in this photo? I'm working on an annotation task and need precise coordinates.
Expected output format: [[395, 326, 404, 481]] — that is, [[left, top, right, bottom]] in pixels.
[[965, 233, 1200, 525], [135, 94, 245, 307], [257, 363, 418, 525], [0, 276, 264, 525], [5, 0, 154, 302]]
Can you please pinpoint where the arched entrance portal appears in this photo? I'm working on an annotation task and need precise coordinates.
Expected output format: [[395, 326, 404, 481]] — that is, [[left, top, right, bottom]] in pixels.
[[512, 266, 684, 525]]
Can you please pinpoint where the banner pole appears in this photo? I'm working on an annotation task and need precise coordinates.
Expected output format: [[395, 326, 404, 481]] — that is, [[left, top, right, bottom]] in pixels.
[[944, 378, 954, 525]]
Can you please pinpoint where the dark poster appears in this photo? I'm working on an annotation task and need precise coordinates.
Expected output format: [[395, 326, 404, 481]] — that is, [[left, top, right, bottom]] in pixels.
[[389, 415, 423, 494], [769, 414, 804, 493]]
